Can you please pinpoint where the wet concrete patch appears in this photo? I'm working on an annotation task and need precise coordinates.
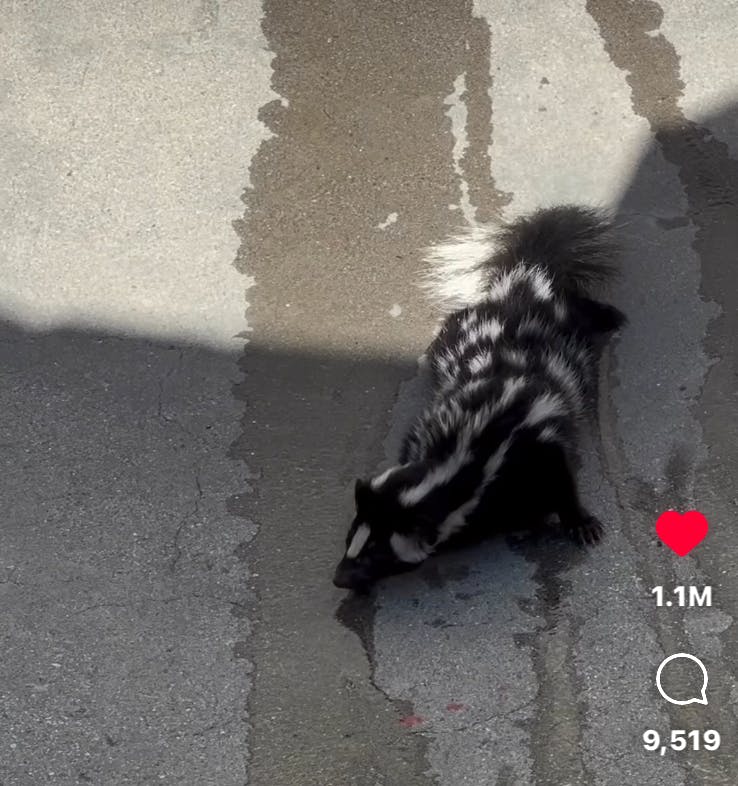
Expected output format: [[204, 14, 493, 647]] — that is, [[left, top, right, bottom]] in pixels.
[[231, 1, 515, 783]]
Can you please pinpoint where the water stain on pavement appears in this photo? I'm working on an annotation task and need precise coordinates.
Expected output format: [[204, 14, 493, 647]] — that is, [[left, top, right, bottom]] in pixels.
[[231, 1, 509, 784]]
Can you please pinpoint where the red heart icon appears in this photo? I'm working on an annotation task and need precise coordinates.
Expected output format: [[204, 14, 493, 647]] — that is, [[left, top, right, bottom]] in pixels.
[[655, 511, 708, 556]]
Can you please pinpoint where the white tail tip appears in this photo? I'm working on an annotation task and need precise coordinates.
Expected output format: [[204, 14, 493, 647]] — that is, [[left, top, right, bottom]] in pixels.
[[421, 224, 497, 311]]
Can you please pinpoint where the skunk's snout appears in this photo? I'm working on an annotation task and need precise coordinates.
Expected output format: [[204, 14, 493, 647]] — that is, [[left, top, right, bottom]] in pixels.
[[332, 557, 372, 592], [332, 558, 354, 589]]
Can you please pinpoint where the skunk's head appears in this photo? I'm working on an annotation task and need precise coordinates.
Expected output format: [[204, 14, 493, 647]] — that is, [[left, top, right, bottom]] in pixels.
[[333, 474, 435, 593]]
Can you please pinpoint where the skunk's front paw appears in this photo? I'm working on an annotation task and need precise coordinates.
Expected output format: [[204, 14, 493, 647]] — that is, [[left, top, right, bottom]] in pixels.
[[568, 514, 603, 546]]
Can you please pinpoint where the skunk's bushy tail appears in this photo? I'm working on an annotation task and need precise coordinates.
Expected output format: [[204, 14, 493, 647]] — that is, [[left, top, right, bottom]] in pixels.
[[495, 205, 617, 294], [422, 205, 617, 311]]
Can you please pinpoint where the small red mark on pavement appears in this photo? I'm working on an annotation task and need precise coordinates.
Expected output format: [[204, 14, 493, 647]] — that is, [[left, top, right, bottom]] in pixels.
[[399, 715, 424, 728], [446, 703, 466, 713]]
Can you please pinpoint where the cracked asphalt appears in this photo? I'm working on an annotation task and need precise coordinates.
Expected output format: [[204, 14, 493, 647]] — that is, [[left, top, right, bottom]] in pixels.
[[2, 1, 738, 785]]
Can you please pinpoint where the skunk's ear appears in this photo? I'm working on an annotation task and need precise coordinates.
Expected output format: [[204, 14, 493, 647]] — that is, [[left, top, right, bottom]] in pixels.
[[354, 478, 371, 507]]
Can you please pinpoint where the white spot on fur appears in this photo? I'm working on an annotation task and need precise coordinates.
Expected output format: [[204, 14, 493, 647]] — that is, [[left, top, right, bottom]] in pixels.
[[389, 303, 402, 318], [376, 212, 398, 229], [463, 317, 503, 349], [528, 267, 553, 300], [538, 425, 559, 442], [487, 267, 525, 301], [502, 348, 527, 367], [525, 393, 566, 426], [389, 533, 430, 564], [460, 311, 479, 332], [478, 318, 503, 341], [346, 524, 370, 559], [467, 350, 494, 375]]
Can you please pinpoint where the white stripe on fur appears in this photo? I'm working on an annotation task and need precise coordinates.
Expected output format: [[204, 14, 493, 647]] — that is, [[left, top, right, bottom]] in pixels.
[[346, 524, 370, 559], [525, 392, 566, 425], [400, 374, 528, 507], [501, 375, 527, 406], [544, 353, 583, 410], [370, 466, 399, 489], [437, 437, 512, 542], [399, 448, 471, 506], [460, 378, 487, 396], [401, 364, 531, 508]]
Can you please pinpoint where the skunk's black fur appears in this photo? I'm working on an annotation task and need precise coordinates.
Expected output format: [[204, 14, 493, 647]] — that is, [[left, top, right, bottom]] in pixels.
[[333, 206, 625, 592]]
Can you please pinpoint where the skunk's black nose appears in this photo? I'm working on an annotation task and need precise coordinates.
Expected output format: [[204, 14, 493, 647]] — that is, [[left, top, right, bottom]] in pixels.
[[332, 571, 351, 589], [332, 558, 357, 589], [333, 558, 373, 593]]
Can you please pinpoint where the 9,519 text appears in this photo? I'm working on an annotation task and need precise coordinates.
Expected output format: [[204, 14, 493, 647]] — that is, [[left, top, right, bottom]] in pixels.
[[643, 730, 720, 754]]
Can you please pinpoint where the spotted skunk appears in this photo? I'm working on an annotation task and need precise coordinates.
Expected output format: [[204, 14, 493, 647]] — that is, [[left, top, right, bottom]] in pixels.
[[333, 205, 625, 592]]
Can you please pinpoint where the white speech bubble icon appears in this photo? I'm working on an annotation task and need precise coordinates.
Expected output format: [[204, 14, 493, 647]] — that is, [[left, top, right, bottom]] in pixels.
[[656, 653, 708, 706]]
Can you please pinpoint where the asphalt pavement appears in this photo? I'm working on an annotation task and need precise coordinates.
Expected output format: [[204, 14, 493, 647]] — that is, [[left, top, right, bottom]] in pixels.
[[2, 1, 738, 785]]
